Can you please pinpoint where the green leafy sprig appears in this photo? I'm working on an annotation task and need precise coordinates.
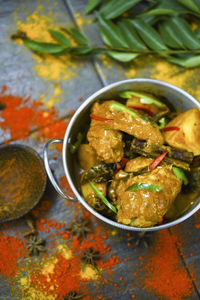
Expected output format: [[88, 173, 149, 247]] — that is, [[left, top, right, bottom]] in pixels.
[[11, 0, 200, 68]]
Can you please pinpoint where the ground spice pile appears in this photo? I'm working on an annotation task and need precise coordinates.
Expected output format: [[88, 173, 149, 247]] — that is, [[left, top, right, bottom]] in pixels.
[[15, 7, 77, 81], [143, 229, 193, 299]]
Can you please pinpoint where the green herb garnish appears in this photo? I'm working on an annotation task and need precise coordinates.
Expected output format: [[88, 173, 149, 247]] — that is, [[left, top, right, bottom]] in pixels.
[[126, 183, 163, 192], [119, 91, 163, 107], [172, 166, 188, 185], [89, 181, 117, 213], [109, 102, 147, 122], [70, 132, 83, 154]]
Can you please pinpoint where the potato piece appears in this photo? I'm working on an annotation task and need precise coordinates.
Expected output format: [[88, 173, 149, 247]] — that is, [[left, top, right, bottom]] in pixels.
[[125, 157, 153, 173], [78, 144, 100, 170], [81, 182, 107, 212], [164, 108, 200, 155]]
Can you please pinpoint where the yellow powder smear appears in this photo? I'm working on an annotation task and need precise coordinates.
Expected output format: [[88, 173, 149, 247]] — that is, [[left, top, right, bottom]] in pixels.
[[75, 13, 84, 27], [80, 264, 99, 280], [57, 244, 72, 259], [21, 287, 55, 300], [125, 55, 200, 101], [15, 8, 77, 81]]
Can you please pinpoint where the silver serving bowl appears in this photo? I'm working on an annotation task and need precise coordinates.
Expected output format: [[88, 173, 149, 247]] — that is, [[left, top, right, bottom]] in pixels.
[[44, 78, 200, 231]]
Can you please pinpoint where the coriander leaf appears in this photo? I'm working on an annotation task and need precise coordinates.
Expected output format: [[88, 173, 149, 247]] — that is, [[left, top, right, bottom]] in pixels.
[[85, 0, 101, 14], [48, 29, 70, 46], [24, 39, 67, 54]]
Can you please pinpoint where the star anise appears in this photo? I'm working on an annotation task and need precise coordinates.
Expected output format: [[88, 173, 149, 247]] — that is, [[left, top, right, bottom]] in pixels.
[[63, 291, 84, 300], [67, 218, 91, 239], [26, 235, 46, 256], [23, 216, 37, 237], [127, 231, 153, 248], [81, 247, 101, 266]]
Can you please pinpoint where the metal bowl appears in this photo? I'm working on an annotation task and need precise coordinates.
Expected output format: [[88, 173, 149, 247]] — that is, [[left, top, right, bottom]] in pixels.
[[44, 78, 200, 231]]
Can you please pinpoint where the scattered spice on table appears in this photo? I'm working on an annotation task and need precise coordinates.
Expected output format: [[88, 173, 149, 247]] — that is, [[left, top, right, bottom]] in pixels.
[[67, 218, 92, 239], [142, 230, 193, 299], [0, 86, 71, 142]]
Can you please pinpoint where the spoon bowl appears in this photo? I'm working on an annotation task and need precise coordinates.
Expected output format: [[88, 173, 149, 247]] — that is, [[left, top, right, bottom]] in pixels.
[[0, 144, 47, 222]]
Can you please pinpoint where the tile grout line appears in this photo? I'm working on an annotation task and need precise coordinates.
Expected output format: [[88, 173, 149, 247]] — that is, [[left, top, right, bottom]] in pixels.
[[62, 0, 108, 87]]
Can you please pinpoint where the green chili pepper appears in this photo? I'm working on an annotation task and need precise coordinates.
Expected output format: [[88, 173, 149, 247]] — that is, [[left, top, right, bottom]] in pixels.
[[109, 102, 147, 122], [126, 183, 163, 192], [119, 91, 163, 107], [89, 181, 117, 213], [158, 117, 167, 129], [172, 167, 188, 185], [69, 132, 83, 154]]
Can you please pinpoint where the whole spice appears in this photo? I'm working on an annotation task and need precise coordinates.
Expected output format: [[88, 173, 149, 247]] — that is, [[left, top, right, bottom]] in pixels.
[[26, 235, 46, 256], [67, 218, 92, 239], [81, 247, 101, 266], [63, 291, 85, 300]]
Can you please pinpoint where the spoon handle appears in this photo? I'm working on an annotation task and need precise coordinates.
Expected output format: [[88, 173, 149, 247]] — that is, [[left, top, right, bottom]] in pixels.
[[43, 139, 77, 201]]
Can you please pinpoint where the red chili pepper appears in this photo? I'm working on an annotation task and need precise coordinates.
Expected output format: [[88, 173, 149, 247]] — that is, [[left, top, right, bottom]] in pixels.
[[90, 113, 114, 122], [149, 151, 168, 170], [115, 158, 129, 174], [128, 105, 154, 117], [163, 126, 180, 132]]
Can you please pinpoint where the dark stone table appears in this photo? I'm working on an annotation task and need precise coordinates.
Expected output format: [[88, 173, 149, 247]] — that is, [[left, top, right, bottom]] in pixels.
[[0, 0, 200, 299]]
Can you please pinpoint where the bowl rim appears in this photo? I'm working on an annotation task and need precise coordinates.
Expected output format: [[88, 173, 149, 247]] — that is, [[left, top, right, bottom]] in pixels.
[[62, 78, 200, 231]]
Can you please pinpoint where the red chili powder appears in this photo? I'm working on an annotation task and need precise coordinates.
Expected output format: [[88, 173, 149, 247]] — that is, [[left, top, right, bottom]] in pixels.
[[0, 234, 25, 277], [0, 87, 70, 142], [59, 175, 75, 198], [143, 230, 193, 299]]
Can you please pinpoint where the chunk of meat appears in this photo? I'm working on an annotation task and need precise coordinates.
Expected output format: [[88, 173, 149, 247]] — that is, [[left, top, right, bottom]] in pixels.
[[91, 101, 164, 145], [78, 144, 100, 170], [87, 123, 124, 163], [111, 164, 181, 227], [125, 157, 153, 173], [164, 108, 200, 155]]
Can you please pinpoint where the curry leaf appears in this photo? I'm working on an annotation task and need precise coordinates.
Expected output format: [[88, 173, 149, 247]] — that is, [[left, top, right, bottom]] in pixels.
[[177, 0, 200, 13], [168, 55, 200, 67], [130, 19, 168, 50], [106, 51, 139, 62], [101, 0, 141, 19], [168, 17, 200, 50], [85, 0, 101, 14], [96, 13, 128, 48], [24, 39, 67, 54], [48, 29, 70, 46], [159, 21, 185, 49], [70, 47, 92, 55], [117, 20, 147, 50], [66, 28, 90, 45]]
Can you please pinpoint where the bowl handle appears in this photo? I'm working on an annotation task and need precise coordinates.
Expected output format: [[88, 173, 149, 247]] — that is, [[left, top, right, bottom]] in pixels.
[[43, 139, 77, 201]]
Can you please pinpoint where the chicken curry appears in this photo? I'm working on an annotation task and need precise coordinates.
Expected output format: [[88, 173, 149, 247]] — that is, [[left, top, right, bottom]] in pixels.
[[72, 91, 200, 228]]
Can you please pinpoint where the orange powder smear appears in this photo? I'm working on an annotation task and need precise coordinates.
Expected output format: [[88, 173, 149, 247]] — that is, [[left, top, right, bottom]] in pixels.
[[0, 234, 25, 278], [0, 89, 70, 142], [143, 230, 193, 300]]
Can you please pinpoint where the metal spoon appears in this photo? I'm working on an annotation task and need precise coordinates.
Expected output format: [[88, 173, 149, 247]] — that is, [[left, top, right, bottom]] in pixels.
[[0, 144, 47, 222]]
